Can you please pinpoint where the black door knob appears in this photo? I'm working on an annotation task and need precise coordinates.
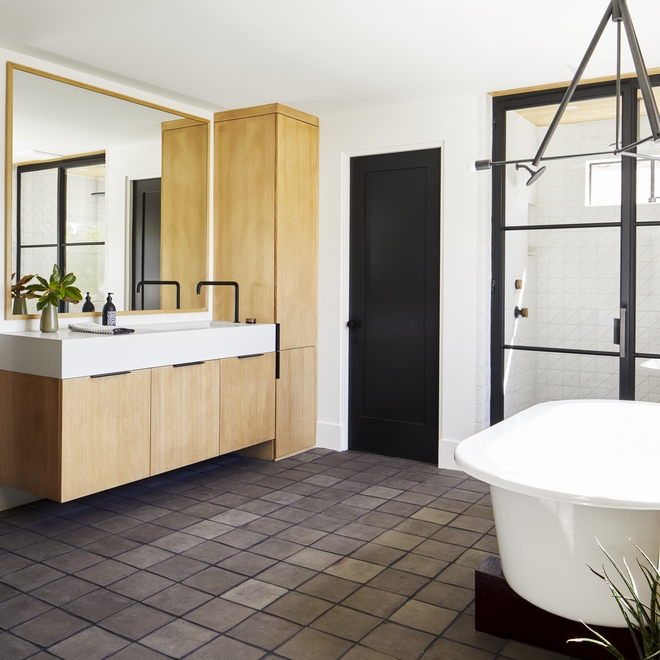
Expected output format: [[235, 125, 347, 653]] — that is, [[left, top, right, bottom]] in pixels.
[[347, 320, 357, 329]]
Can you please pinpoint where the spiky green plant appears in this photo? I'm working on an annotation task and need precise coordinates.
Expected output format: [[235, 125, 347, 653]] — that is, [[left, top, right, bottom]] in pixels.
[[25, 264, 82, 311], [569, 540, 660, 660]]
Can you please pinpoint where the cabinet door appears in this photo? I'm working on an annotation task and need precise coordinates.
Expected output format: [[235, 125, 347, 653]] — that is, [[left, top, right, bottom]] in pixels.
[[276, 115, 319, 350], [214, 115, 275, 324], [161, 120, 209, 311], [151, 360, 220, 475], [275, 346, 317, 458], [61, 370, 151, 501], [220, 353, 275, 453]]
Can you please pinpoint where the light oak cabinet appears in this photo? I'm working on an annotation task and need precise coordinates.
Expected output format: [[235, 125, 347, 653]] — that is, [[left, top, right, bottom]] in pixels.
[[151, 361, 220, 475], [0, 369, 151, 502], [0, 350, 276, 502], [220, 353, 276, 454], [161, 118, 209, 311], [214, 104, 318, 458]]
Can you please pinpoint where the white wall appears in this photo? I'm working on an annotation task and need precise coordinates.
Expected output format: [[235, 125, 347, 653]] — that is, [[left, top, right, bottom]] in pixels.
[[317, 94, 479, 468], [0, 47, 213, 509]]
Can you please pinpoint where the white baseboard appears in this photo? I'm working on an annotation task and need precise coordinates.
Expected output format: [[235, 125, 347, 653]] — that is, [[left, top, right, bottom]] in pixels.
[[439, 438, 464, 472], [316, 421, 345, 452]]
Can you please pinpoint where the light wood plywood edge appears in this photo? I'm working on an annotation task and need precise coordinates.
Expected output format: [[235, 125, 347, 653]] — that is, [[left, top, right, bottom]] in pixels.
[[491, 67, 660, 98], [214, 103, 319, 127]]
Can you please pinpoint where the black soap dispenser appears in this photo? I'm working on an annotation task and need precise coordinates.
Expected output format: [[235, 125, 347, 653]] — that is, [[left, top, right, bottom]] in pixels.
[[102, 293, 116, 326], [82, 292, 95, 313]]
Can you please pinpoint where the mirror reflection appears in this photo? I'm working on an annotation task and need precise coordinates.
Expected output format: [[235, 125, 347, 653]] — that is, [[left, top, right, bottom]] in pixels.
[[8, 66, 209, 316]]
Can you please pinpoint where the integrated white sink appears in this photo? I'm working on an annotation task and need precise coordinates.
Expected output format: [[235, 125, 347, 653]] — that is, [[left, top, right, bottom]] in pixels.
[[0, 321, 276, 379]]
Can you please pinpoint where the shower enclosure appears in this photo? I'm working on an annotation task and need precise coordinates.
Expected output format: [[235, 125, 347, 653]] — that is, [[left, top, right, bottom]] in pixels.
[[491, 76, 660, 423]]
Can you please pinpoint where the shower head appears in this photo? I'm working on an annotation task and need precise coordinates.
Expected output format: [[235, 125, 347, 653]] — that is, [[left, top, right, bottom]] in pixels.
[[515, 163, 547, 186]]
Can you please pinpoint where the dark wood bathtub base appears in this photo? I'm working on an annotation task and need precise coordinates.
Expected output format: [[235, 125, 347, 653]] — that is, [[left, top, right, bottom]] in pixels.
[[475, 556, 638, 660]]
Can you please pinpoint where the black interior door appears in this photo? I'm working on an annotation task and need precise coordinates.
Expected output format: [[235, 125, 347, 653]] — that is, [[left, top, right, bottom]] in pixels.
[[348, 148, 440, 463], [132, 178, 161, 310]]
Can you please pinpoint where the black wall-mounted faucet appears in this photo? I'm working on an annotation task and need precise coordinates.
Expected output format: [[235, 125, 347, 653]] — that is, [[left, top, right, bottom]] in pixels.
[[196, 281, 240, 323], [136, 280, 181, 310]]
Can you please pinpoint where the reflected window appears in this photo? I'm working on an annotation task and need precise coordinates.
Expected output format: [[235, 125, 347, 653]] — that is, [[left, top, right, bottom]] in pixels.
[[16, 153, 106, 312]]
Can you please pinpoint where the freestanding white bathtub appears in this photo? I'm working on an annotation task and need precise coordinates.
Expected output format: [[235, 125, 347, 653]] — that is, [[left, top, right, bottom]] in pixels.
[[455, 400, 660, 627]]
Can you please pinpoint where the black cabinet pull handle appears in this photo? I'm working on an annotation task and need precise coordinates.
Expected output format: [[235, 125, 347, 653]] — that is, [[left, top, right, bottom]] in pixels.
[[91, 371, 131, 379], [173, 361, 205, 368], [238, 353, 264, 359]]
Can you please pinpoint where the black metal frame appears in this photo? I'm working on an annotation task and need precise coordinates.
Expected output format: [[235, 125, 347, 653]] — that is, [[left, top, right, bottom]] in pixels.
[[490, 75, 660, 425], [16, 153, 106, 313]]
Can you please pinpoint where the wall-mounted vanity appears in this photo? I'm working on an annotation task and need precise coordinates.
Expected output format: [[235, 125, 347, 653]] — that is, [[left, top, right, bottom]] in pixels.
[[0, 65, 319, 504]]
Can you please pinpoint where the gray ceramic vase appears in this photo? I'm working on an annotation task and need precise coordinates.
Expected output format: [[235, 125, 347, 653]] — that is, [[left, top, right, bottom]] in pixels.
[[12, 297, 27, 315], [39, 304, 59, 333]]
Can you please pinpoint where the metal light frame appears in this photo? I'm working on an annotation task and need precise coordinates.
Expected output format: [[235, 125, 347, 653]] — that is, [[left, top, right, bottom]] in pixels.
[[475, 0, 660, 182]]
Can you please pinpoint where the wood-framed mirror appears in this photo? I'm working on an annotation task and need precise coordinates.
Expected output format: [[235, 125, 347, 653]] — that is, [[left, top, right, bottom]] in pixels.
[[5, 63, 210, 318]]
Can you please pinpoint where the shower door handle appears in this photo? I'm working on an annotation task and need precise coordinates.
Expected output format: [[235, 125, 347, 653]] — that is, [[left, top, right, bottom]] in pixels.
[[616, 308, 626, 358]]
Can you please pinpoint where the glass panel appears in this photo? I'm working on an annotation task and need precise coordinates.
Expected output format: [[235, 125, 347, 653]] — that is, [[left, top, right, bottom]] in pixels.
[[65, 165, 106, 243], [635, 225, 660, 354], [65, 245, 106, 309], [504, 349, 618, 419], [19, 168, 58, 246], [636, 88, 660, 222], [636, 358, 660, 403], [20, 246, 57, 314], [506, 96, 619, 227], [505, 227, 620, 352]]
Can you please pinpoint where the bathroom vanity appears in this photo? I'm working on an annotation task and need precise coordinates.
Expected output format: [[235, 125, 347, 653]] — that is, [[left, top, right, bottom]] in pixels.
[[0, 322, 276, 502]]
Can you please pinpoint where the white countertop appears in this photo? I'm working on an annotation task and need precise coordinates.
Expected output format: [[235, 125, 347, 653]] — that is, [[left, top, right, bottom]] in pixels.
[[0, 321, 276, 379]]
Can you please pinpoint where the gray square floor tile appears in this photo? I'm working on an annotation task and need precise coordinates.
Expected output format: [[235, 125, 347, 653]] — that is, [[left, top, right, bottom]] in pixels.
[[222, 578, 287, 610], [297, 573, 360, 603], [361, 621, 435, 660], [0, 632, 40, 659], [62, 588, 134, 622], [48, 626, 129, 660], [141, 619, 218, 658], [276, 627, 352, 660], [115, 545, 174, 569], [186, 635, 265, 660], [75, 559, 137, 586], [389, 599, 457, 635], [218, 550, 277, 576], [2, 563, 64, 591], [11, 608, 88, 647], [324, 557, 384, 583], [100, 602, 174, 639], [257, 562, 316, 589], [311, 604, 381, 642], [29, 575, 98, 606], [342, 586, 407, 618], [147, 554, 207, 581], [144, 583, 212, 616], [265, 591, 333, 625], [182, 566, 247, 595], [184, 597, 254, 632], [285, 547, 341, 571], [228, 611, 301, 650], [108, 570, 174, 600]]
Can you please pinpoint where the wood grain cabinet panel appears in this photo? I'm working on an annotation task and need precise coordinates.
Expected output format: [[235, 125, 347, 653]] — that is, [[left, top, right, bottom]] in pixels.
[[220, 353, 275, 454], [275, 347, 317, 459], [0, 370, 61, 501], [214, 103, 319, 458], [61, 370, 151, 501], [151, 360, 220, 475]]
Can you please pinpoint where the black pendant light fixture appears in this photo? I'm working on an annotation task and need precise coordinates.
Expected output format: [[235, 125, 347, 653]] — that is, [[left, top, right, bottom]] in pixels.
[[475, 0, 660, 184]]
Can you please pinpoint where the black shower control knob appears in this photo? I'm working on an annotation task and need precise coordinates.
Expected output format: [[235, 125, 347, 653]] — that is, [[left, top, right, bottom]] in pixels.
[[347, 320, 357, 329]]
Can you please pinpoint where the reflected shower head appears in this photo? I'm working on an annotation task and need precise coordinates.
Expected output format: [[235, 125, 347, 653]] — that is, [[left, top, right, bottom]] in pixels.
[[515, 163, 547, 186]]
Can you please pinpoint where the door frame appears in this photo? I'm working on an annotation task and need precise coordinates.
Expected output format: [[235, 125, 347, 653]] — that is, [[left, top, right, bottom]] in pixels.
[[338, 141, 445, 460]]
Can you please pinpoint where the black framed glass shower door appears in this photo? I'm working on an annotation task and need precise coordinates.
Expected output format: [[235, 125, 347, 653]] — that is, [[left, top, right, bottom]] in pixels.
[[491, 77, 660, 424]]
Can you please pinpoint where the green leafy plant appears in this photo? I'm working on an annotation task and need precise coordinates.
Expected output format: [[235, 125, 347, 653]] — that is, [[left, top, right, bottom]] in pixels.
[[11, 272, 39, 300], [26, 264, 82, 311], [569, 540, 660, 660]]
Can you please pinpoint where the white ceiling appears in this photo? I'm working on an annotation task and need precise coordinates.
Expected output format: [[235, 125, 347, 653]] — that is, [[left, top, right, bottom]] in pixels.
[[1, 0, 660, 116]]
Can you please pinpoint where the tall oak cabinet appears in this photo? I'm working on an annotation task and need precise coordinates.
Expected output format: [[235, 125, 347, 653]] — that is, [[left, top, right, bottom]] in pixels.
[[214, 104, 318, 459]]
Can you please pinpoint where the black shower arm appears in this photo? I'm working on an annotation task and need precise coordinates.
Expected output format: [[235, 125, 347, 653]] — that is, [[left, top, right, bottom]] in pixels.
[[136, 280, 180, 310], [196, 281, 240, 323]]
